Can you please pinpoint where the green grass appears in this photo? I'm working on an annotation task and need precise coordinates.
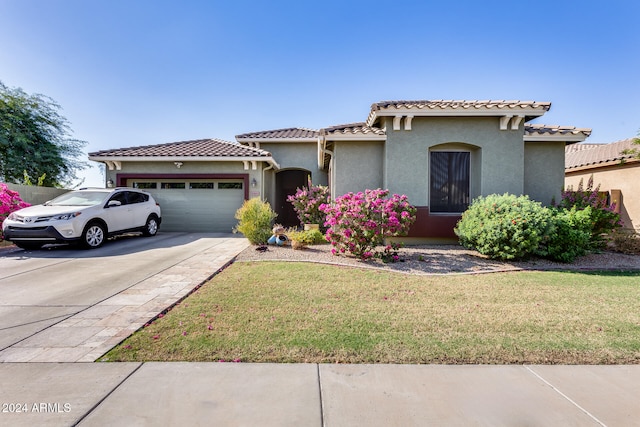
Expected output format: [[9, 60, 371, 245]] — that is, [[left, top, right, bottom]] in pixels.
[[100, 262, 640, 364]]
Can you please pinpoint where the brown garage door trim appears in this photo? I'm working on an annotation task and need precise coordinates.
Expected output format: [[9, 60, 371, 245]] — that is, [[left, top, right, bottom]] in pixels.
[[116, 173, 250, 200]]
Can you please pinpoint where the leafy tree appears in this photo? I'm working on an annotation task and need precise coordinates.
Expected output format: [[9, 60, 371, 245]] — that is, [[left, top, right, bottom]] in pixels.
[[621, 129, 640, 159], [0, 81, 87, 187]]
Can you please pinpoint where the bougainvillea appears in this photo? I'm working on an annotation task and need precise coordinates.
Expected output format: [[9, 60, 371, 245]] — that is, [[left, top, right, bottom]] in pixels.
[[0, 183, 30, 241], [287, 179, 330, 227], [319, 189, 416, 260]]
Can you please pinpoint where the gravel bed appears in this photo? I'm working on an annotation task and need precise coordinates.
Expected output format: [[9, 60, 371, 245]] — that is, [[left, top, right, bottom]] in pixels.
[[235, 244, 640, 275]]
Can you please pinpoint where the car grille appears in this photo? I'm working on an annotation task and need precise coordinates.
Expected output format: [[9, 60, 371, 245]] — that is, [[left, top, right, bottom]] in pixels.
[[8, 226, 49, 231], [12, 215, 53, 223]]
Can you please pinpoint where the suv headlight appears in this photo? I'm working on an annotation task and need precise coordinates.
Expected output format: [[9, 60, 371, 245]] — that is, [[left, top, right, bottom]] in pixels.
[[52, 212, 81, 221]]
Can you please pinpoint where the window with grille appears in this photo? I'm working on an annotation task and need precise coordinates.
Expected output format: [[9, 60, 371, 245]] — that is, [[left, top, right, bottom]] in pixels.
[[430, 151, 470, 213]]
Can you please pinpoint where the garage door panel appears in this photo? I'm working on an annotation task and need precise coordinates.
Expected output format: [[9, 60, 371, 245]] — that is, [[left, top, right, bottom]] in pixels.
[[142, 183, 244, 233]]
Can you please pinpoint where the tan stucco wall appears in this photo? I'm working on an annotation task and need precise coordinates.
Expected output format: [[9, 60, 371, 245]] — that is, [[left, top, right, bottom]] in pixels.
[[524, 142, 566, 205], [332, 140, 384, 195], [565, 162, 640, 230], [382, 116, 524, 206]]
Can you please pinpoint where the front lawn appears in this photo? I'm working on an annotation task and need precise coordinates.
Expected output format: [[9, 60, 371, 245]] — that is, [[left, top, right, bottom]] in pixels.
[[100, 262, 640, 364]]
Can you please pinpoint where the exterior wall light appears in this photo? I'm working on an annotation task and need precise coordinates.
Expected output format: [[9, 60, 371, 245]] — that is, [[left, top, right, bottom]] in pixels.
[[251, 178, 258, 187], [106, 179, 114, 188]]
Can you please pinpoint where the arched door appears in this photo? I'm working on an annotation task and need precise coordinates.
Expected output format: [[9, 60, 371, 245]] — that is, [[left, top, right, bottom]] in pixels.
[[275, 170, 308, 227]]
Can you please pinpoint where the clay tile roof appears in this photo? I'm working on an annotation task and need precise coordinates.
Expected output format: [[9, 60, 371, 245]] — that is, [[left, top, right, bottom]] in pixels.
[[372, 99, 551, 111], [235, 127, 319, 140], [89, 138, 271, 158], [322, 122, 386, 137], [525, 124, 592, 138], [565, 138, 638, 170]]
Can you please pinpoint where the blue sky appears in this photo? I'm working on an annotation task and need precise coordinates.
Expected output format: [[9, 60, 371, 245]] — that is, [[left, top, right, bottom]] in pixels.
[[1, 0, 638, 187]]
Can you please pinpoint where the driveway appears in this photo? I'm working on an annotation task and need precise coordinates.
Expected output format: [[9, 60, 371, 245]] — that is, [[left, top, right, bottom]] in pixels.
[[0, 233, 249, 362]]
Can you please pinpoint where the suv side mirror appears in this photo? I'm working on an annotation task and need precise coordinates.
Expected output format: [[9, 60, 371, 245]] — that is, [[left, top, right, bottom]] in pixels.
[[107, 200, 122, 207]]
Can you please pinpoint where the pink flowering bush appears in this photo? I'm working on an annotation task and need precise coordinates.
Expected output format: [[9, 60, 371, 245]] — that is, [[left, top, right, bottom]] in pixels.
[[0, 183, 30, 241], [287, 179, 330, 227], [320, 189, 416, 261]]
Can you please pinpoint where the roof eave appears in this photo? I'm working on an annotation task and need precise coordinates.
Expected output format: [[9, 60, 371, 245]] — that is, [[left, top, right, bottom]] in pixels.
[[236, 137, 316, 144], [566, 157, 640, 172], [366, 108, 548, 127], [88, 155, 275, 163], [325, 134, 387, 141], [524, 135, 590, 143]]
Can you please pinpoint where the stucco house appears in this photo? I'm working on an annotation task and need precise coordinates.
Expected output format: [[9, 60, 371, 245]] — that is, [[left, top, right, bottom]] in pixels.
[[89, 99, 591, 240], [565, 138, 639, 231]]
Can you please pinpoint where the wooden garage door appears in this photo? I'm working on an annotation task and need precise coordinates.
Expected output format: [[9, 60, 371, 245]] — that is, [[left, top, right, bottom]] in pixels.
[[128, 180, 244, 232]]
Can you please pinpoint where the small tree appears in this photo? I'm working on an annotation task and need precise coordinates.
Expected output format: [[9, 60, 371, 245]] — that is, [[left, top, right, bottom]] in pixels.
[[0, 81, 87, 187], [233, 198, 277, 244], [0, 183, 30, 241], [320, 189, 416, 260], [621, 130, 640, 159]]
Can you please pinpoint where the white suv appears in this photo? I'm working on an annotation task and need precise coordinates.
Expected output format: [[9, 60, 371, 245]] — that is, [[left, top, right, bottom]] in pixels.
[[2, 188, 162, 250]]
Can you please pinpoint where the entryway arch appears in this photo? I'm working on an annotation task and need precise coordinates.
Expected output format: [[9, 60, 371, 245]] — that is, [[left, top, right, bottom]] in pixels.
[[275, 169, 309, 227]]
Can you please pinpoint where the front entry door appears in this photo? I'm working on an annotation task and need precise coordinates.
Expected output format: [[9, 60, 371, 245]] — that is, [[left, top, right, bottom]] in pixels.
[[275, 170, 308, 227]]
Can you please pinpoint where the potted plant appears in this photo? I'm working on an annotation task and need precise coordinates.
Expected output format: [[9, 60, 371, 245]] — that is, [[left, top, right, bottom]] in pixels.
[[287, 228, 326, 250]]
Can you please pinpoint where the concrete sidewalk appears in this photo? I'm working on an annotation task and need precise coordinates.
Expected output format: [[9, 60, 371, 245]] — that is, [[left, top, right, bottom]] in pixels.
[[1, 362, 639, 426]]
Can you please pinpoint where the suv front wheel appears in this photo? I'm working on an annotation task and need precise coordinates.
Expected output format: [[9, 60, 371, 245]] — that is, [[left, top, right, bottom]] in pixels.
[[82, 222, 106, 249], [142, 215, 159, 237]]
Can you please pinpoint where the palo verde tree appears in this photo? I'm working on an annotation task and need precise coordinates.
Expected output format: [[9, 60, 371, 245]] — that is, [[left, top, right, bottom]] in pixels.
[[0, 81, 87, 187]]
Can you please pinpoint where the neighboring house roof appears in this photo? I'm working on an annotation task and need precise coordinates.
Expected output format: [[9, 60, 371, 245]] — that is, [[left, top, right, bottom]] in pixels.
[[524, 124, 592, 142], [565, 138, 639, 171], [89, 138, 279, 170], [366, 99, 551, 127]]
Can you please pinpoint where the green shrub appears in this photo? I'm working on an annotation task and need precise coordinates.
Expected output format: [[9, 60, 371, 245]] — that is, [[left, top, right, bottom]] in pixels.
[[455, 193, 552, 260], [287, 228, 327, 247], [556, 176, 622, 249], [538, 207, 592, 263], [233, 198, 277, 244]]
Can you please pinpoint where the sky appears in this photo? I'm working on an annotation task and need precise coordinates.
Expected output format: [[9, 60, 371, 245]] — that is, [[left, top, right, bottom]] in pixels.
[[1, 0, 639, 187]]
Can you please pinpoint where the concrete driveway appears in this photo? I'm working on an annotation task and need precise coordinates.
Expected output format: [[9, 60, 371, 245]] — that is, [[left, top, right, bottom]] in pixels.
[[0, 233, 249, 362]]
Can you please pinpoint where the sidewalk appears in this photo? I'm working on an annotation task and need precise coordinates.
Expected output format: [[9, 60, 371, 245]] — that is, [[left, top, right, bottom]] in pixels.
[[1, 362, 639, 426]]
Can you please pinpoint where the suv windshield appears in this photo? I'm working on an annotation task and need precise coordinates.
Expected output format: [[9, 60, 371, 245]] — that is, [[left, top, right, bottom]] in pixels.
[[47, 191, 110, 206]]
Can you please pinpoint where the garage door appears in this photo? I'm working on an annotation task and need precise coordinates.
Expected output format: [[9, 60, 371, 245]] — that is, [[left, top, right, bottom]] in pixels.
[[127, 179, 244, 232]]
